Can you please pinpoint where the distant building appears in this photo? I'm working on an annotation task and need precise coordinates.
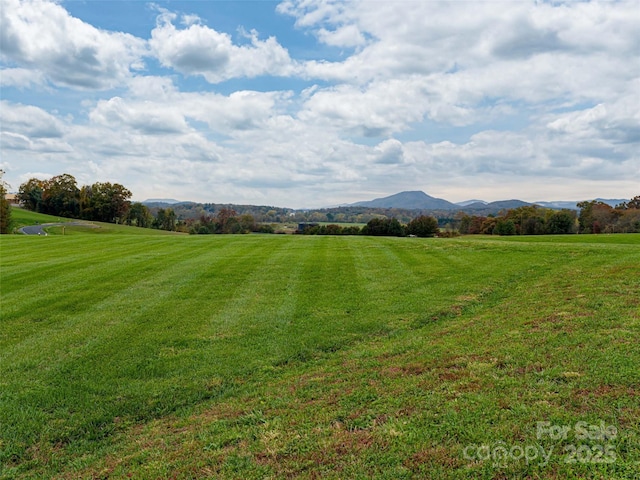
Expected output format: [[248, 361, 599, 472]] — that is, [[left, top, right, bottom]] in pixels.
[[6, 194, 20, 205]]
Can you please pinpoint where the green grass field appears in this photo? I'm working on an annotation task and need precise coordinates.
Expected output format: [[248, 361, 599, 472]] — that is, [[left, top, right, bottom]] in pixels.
[[9, 208, 73, 230], [9, 207, 181, 236], [1, 229, 638, 478]]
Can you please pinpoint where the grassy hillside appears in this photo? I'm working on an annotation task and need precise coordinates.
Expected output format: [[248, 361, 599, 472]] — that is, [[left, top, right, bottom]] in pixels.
[[0, 234, 638, 478], [9, 207, 73, 229], [9, 207, 181, 235]]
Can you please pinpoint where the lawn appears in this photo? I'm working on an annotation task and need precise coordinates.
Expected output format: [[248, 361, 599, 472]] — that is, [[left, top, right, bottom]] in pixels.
[[0, 232, 638, 478], [8, 208, 73, 230], [9, 207, 181, 236]]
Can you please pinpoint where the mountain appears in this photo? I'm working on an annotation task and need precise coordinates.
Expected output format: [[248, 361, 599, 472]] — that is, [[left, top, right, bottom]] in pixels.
[[352, 191, 458, 210], [535, 198, 627, 210], [462, 201, 492, 210], [483, 199, 532, 210], [456, 199, 487, 207], [594, 198, 627, 208], [143, 198, 182, 204], [535, 201, 581, 210]]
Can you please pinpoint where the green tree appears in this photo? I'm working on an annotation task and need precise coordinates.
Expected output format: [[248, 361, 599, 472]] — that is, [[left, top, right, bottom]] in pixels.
[[81, 182, 132, 223], [153, 208, 177, 231], [0, 170, 11, 234], [546, 210, 576, 234], [42, 174, 80, 217], [238, 214, 256, 233], [126, 202, 153, 228], [361, 217, 405, 236], [494, 219, 516, 236], [407, 215, 439, 237], [17, 178, 45, 212]]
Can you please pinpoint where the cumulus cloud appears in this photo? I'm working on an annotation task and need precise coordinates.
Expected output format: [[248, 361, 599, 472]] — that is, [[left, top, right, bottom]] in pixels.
[[0, 0, 146, 89], [372, 139, 405, 165], [289, 0, 640, 122], [149, 10, 296, 83], [90, 97, 190, 135], [0, 67, 46, 89], [1, 101, 66, 138]]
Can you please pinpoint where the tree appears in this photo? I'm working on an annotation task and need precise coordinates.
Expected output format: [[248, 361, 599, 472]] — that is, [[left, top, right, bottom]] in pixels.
[[407, 215, 439, 237], [126, 202, 153, 228], [41, 174, 80, 217], [494, 219, 516, 235], [480, 217, 497, 234], [0, 170, 11, 234], [615, 196, 640, 210], [361, 217, 405, 236], [238, 214, 256, 233], [17, 178, 45, 212], [153, 208, 177, 231], [577, 200, 613, 233], [81, 182, 131, 223], [546, 210, 576, 234], [216, 208, 237, 233]]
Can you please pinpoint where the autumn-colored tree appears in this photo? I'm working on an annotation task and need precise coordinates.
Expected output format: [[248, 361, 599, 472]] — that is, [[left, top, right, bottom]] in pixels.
[[615, 196, 640, 210], [216, 208, 237, 233], [480, 217, 498, 234]]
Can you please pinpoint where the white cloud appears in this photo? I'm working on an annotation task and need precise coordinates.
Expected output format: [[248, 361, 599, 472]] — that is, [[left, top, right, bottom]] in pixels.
[[1, 0, 638, 206], [0, 67, 46, 88], [0, 100, 66, 138], [90, 97, 190, 135], [149, 10, 296, 83], [291, 0, 640, 114], [0, 0, 147, 89]]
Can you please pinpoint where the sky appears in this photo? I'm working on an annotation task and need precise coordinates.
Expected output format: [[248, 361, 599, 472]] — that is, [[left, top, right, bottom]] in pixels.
[[1, 0, 639, 208]]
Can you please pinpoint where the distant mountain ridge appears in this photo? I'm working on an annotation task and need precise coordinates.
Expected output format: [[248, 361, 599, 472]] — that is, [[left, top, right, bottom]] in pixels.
[[349, 191, 628, 212], [535, 198, 627, 210], [350, 191, 534, 211], [142, 198, 182, 205], [456, 199, 487, 207]]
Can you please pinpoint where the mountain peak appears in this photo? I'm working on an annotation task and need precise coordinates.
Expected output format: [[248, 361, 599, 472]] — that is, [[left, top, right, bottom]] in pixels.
[[352, 191, 458, 210]]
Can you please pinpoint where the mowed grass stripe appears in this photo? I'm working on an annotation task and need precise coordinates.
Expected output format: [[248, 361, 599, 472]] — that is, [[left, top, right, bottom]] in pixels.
[[0, 236, 230, 346]]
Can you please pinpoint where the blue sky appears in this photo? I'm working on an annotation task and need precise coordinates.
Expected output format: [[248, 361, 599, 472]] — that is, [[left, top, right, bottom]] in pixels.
[[1, 0, 639, 207]]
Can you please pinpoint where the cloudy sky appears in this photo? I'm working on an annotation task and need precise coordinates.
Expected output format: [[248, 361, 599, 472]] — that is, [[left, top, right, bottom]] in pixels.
[[1, 0, 639, 207]]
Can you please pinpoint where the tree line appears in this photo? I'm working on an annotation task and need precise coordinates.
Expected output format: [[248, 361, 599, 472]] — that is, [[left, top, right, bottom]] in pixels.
[[299, 197, 639, 237], [6, 173, 638, 237], [456, 198, 640, 235], [12, 173, 266, 234], [16, 174, 156, 227], [299, 215, 441, 237]]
